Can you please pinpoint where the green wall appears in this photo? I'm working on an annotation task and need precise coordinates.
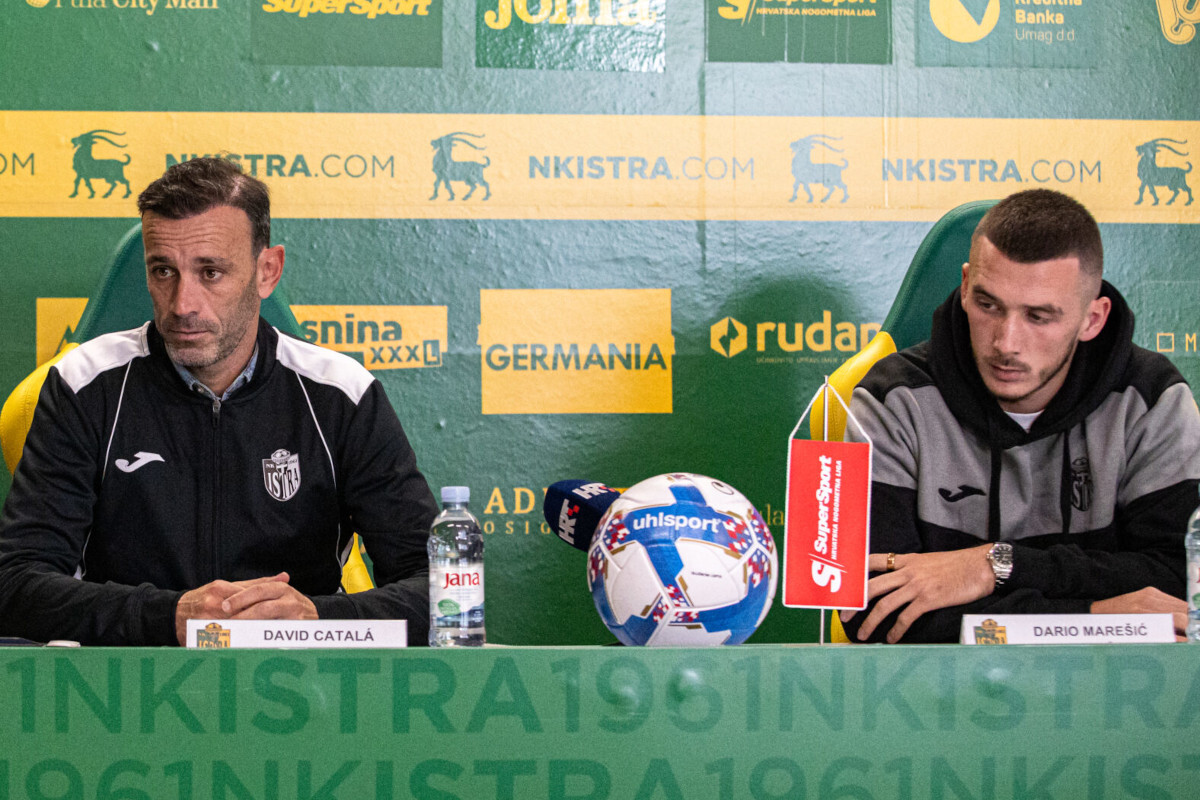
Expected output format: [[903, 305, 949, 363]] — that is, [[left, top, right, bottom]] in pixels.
[[2, 1, 1197, 645]]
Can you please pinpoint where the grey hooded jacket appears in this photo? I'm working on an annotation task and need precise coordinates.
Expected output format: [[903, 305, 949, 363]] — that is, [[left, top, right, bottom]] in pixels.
[[844, 283, 1200, 642]]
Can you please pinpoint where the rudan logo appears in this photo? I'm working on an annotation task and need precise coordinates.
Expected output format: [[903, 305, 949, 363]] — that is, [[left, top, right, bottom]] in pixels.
[[292, 305, 448, 371], [711, 317, 747, 358], [483, 0, 657, 29], [26, 0, 51, 7], [789, 135, 849, 204], [431, 132, 491, 201], [1157, 0, 1200, 44], [478, 288, 674, 415], [929, 0, 999, 43], [69, 130, 132, 199], [1135, 138, 1194, 206], [710, 313, 880, 360]]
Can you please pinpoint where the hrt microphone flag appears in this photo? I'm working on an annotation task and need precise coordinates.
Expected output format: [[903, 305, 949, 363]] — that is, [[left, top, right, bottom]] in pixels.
[[783, 438, 871, 609], [543, 480, 622, 551]]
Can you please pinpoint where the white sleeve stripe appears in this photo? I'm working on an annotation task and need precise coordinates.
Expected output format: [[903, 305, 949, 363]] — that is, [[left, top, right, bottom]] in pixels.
[[100, 361, 133, 483], [294, 371, 345, 577], [88, 359, 132, 579], [55, 324, 151, 393], [274, 329, 374, 405]]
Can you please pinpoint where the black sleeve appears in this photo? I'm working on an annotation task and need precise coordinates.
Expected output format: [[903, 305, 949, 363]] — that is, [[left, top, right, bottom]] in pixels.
[[839, 484, 1091, 644], [0, 368, 181, 646], [1003, 481, 1193, 603], [308, 381, 437, 644]]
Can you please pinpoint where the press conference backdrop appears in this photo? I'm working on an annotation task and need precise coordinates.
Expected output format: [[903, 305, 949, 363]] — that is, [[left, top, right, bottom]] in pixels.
[[1, 2, 1197, 646]]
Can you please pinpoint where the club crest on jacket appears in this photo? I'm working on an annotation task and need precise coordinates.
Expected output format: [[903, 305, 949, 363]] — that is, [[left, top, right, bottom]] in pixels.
[[263, 448, 301, 502]]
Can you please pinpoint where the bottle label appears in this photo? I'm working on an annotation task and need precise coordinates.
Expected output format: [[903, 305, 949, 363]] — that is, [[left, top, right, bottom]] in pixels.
[[431, 565, 484, 623], [1190, 559, 1200, 611]]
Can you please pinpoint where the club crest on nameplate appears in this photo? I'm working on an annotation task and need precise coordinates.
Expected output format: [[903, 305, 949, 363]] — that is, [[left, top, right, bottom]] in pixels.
[[196, 622, 231, 648], [263, 448, 301, 502], [973, 619, 1008, 645]]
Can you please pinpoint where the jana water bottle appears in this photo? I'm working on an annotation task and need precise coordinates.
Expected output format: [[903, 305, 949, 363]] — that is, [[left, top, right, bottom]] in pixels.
[[428, 486, 485, 647], [1186, 487, 1200, 643]]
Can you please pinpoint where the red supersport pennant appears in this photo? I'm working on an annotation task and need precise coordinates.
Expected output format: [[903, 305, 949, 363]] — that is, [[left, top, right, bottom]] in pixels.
[[783, 437, 871, 610]]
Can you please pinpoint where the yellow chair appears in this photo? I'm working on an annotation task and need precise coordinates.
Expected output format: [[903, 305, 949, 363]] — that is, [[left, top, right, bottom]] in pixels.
[[810, 200, 998, 642], [0, 223, 374, 594]]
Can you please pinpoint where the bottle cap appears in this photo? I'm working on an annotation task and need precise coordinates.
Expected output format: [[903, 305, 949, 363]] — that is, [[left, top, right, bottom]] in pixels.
[[441, 486, 470, 504]]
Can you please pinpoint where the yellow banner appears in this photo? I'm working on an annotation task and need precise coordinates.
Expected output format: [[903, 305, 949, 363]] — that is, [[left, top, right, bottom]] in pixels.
[[478, 289, 674, 415], [290, 305, 447, 370], [32, 301, 446, 372], [1, 112, 1196, 223]]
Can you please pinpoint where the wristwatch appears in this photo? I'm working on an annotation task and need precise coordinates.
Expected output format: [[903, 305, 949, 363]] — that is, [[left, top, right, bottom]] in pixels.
[[986, 542, 1013, 586]]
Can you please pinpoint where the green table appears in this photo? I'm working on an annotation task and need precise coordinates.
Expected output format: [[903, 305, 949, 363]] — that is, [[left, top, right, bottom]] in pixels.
[[3, 644, 1197, 799]]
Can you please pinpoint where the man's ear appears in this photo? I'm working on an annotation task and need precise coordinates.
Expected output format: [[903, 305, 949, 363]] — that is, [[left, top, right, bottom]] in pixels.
[[1078, 295, 1111, 343], [256, 245, 285, 299], [959, 261, 970, 309]]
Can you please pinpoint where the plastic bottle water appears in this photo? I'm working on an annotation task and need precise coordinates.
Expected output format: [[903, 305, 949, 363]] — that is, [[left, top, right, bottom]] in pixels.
[[1187, 488, 1200, 643], [428, 486, 485, 647]]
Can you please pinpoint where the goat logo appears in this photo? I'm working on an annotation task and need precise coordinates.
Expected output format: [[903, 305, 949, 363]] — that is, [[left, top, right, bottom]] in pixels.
[[69, 129, 133, 200], [430, 132, 491, 201], [789, 135, 849, 204], [1156, 0, 1200, 45], [1135, 138, 1194, 206]]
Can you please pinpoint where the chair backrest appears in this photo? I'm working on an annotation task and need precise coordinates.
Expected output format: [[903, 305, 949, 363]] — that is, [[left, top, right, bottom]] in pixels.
[[879, 199, 997, 351], [809, 200, 998, 443], [71, 223, 302, 343]]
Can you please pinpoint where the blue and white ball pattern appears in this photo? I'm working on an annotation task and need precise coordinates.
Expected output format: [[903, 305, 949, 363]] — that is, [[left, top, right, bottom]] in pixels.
[[588, 473, 777, 646]]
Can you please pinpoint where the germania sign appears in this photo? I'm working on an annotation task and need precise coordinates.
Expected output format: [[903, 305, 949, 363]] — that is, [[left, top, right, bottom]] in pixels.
[[477, 289, 674, 414]]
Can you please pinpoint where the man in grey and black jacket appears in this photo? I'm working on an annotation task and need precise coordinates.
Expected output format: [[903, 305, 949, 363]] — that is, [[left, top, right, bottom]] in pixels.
[[0, 157, 438, 646], [841, 189, 1200, 643]]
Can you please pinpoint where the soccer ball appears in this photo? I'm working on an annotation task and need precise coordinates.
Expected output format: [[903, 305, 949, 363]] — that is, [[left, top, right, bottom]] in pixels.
[[587, 473, 777, 646]]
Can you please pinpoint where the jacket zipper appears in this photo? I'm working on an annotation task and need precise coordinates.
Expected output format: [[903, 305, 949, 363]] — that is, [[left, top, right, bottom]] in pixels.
[[211, 398, 221, 580]]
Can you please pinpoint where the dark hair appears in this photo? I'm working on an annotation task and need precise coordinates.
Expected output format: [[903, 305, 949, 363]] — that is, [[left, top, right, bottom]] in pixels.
[[973, 189, 1102, 280], [137, 157, 271, 254]]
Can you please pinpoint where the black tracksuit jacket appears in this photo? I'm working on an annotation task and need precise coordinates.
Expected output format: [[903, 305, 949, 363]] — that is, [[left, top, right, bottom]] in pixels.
[[0, 318, 437, 645]]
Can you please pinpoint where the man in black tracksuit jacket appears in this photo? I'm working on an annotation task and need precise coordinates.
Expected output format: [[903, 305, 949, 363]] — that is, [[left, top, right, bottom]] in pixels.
[[841, 190, 1200, 643], [0, 158, 437, 646]]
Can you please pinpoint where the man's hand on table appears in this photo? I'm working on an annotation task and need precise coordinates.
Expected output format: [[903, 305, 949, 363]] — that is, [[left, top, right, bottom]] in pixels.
[[175, 572, 318, 645], [1091, 586, 1188, 642], [840, 546, 995, 643]]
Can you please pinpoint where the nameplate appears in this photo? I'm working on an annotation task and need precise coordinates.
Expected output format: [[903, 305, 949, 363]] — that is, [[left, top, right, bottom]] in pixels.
[[186, 619, 407, 649], [961, 614, 1175, 645]]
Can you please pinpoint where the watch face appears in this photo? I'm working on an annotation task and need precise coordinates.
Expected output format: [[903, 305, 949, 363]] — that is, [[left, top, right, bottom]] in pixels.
[[990, 543, 1013, 582]]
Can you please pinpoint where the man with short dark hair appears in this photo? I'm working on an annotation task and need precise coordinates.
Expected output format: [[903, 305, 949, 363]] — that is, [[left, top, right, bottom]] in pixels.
[[0, 157, 437, 645], [841, 189, 1200, 643]]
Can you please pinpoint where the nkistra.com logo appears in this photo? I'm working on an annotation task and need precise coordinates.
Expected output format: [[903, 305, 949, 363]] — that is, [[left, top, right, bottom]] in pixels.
[[930, 0, 999, 43]]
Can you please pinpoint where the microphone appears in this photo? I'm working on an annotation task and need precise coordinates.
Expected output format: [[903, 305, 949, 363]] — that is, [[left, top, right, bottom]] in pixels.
[[543, 480, 622, 551]]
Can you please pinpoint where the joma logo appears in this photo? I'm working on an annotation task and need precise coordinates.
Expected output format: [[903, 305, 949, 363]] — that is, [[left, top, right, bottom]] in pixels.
[[483, 0, 656, 29]]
